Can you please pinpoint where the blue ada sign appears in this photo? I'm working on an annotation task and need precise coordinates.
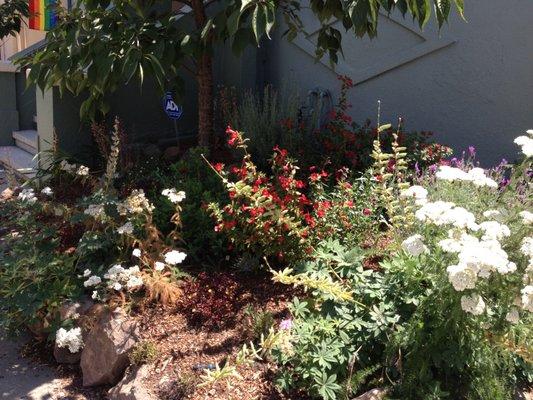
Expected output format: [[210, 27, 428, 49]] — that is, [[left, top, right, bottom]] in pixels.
[[163, 92, 183, 120]]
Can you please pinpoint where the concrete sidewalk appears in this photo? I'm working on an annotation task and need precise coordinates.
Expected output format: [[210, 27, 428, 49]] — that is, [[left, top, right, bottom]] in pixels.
[[0, 332, 65, 400]]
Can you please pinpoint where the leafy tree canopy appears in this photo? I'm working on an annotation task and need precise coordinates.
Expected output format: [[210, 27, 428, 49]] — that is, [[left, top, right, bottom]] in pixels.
[[20, 0, 464, 136], [0, 0, 29, 39]]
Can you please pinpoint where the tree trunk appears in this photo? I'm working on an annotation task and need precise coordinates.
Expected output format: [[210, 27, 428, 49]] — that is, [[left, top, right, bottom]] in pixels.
[[196, 53, 213, 148], [191, 0, 214, 148]]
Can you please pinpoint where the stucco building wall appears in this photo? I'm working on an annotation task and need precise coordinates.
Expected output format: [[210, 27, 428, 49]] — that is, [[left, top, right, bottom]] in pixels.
[[264, 0, 533, 165]]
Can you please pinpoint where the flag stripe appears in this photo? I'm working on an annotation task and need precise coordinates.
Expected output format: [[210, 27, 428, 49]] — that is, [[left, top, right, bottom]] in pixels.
[[29, 0, 58, 31]]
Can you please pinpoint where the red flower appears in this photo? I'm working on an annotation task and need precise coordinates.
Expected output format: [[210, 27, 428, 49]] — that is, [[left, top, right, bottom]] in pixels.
[[213, 163, 224, 172], [226, 126, 240, 147], [363, 208, 372, 216]]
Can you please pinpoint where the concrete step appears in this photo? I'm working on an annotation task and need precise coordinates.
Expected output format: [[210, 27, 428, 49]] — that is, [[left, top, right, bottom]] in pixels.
[[0, 146, 37, 179], [12, 130, 38, 155]]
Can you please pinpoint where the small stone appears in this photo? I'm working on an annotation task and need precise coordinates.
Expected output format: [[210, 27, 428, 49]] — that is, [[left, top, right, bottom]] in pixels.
[[0, 188, 13, 201], [108, 365, 157, 400]]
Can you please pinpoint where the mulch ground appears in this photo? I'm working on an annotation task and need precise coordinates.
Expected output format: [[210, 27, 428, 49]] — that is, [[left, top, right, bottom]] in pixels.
[[17, 270, 302, 400], [134, 271, 300, 400]]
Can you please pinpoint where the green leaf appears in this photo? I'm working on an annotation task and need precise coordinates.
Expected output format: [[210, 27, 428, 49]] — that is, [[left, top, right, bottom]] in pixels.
[[252, 5, 266, 44]]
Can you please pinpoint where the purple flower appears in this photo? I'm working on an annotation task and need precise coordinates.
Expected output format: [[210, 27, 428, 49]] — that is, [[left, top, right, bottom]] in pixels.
[[279, 319, 293, 330], [499, 178, 510, 189], [414, 162, 421, 177], [468, 146, 476, 157]]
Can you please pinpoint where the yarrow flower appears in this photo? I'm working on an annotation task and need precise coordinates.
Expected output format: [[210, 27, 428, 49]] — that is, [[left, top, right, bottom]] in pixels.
[[400, 185, 428, 205], [17, 188, 36, 203], [132, 248, 141, 258], [514, 131, 533, 158], [104, 264, 143, 292], [521, 237, 533, 260], [83, 275, 102, 287], [41, 187, 53, 196], [164, 250, 187, 265], [84, 204, 105, 218], [416, 201, 478, 231], [118, 189, 154, 215], [519, 211, 533, 225], [460, 293, 486, 315], [117, 221, 134, 235], [162, 188, 186, 204], [447, 264, 478, 291], [478, 221, 511, 241], [154, 262, 165, 272], [438, 230, 479, 253], [76, 165, 90, 176], [435, 166, 498, 188], [401, 234, 428, 257], [482, 210, 501, 218], [520, 285, 533, 312], [56, 327, 84, 353]]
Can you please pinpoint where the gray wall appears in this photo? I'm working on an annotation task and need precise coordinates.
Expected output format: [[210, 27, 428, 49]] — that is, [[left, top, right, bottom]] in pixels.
[[265, 0, 533, 165], [0, 71, 19, 145], [15, 72, 36, 131]]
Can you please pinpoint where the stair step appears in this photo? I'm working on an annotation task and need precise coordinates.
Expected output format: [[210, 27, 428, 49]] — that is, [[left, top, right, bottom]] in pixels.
[[12, 130, 38, 155], [0, 146, 37, 178]]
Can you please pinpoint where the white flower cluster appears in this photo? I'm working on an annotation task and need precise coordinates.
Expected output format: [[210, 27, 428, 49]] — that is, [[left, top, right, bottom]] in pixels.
[[117, 221, 134, 235], [164, 250, 187, 265], [17, 188, 36, 203], [41, 187, 53, 196], [401, 234, 429, 257], [482, 209, 501, 218], [521, 285, 533, 313], [162, 188, 186, 204], [478, 221, 511, 241], [519, 210, 533, 225], [460, 293, 486, 315], [118, 189, 154, 215], [416, 201, 479, 231], [436, 166, 498, 188], [60, 160, 90, 176], [84, 204, 105, 219], [56, 327, 84, 353], [104, 265, 144, 291], [400, 185, 428, 205], [514, 130, 533, 158], [83, 275, 102, 287]]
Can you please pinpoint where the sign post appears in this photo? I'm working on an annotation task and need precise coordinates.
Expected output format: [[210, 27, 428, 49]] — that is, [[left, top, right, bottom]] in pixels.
[[163, 92, 183, 149]]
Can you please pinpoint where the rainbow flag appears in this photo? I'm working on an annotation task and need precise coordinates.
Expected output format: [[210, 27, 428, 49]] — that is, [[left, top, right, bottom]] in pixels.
[[29, 0, 58, 31]]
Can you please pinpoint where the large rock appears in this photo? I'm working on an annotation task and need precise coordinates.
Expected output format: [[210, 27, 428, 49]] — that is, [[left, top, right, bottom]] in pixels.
[[80, 308, 139, 387], [108, 365, 157, 400], [352, 388, 388, 400]]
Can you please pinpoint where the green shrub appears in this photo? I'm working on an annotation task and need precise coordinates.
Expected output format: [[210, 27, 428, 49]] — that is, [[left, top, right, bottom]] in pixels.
[[0, 200, 82, 333], [130, 341, 159, 365]]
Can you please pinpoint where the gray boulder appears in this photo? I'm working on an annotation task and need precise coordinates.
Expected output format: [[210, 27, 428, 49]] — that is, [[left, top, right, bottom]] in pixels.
[[108, 365, 157, 400]]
